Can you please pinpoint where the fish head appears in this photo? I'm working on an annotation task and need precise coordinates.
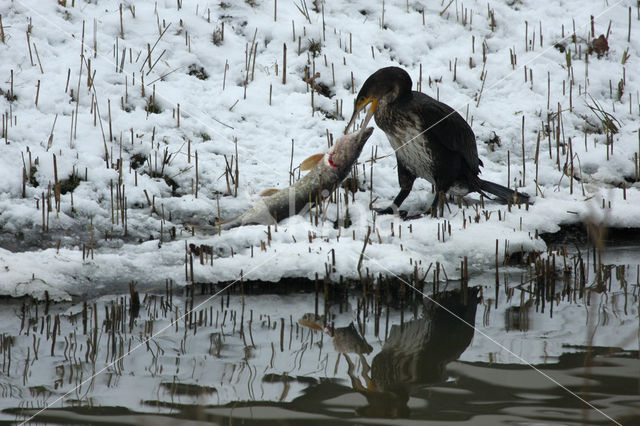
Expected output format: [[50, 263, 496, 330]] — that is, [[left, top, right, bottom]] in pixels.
[[324, 127, 374, 173]]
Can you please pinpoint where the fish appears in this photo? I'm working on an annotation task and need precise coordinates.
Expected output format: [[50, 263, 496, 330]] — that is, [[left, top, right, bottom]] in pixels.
[[298, 313, 325, 331], [329, 322, 373, 354], [298, 314, 373, 354], [216, 127, 374, 230]]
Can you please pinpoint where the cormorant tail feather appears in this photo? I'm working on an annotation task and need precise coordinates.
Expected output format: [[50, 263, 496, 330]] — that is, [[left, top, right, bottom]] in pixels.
[[478, 179, 530, 204]]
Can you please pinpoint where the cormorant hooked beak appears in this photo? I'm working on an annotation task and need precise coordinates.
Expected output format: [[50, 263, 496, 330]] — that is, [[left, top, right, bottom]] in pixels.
[[344, 97, 377, 135]]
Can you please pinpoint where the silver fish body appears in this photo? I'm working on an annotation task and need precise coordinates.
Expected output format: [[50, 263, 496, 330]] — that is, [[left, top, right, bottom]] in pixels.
[[218, 127, 374, 230]]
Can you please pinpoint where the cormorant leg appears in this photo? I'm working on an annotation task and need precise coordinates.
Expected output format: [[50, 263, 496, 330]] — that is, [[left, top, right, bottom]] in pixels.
[[429, 191, 440, 217], [429, 190, 449, 217], [375, 160, 416, 215]]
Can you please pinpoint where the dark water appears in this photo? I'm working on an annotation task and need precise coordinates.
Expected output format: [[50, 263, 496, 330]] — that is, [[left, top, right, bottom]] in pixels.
[[1, 250, 638, 425]]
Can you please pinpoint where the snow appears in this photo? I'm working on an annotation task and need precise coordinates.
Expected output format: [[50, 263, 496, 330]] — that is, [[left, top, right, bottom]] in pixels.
[[0, 0, 639, 299]]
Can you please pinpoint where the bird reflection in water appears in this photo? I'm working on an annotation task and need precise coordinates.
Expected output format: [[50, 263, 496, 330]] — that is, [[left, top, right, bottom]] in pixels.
[[363, 287, 480, 417], [300, 287, 480, 418]]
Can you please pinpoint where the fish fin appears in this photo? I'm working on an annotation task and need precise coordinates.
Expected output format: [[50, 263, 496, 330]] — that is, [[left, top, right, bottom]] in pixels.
[[297, 319, 324, 331], [299, 153, 324, 171], [259, 188, 279, 197]]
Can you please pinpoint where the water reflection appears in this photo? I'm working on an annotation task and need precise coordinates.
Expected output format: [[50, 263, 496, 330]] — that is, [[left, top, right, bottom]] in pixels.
[[0, 265, 638, 425], [298, 313, 373, 354], [294, 288, 480, 418], [357, 288, 479, 418], [504, 300, 532, 332]]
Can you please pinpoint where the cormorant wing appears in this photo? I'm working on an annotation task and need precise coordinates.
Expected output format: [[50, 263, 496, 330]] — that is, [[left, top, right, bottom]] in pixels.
[[414, 92, 481, 173]]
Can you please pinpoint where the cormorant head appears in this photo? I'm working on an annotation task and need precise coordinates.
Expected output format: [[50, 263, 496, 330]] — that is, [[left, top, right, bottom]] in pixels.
[[345, 67, 413, 134]]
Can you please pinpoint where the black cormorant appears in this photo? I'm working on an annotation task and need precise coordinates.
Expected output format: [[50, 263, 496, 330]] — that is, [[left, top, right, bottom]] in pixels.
[[346, 66, 528, 216]]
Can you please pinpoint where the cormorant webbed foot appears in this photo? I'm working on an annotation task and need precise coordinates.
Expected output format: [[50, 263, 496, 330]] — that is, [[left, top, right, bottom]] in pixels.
[[374, 205, 408, 219]]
